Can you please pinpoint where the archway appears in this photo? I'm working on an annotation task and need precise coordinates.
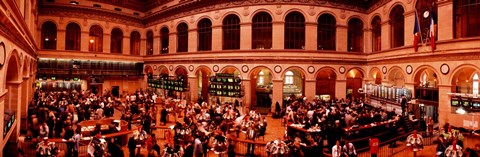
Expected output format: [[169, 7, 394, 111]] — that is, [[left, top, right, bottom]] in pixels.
[[450, 66, 478, 94], [413, 67, 439, 122], [282, 68, 305, 102], [369, 68, 382, 85], [388, 67, 405, 87], [250, 67, 274, 110], [196, 66, 212, 103], [316, 68, 337, 101], [346, 68, 364, 99], [20, 58, 30, 134], [3, 51, 21, 156], [173, 66, 188, 99]]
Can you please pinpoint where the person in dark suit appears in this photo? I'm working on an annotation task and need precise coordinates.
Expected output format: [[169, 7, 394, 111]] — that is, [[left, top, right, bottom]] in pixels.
[[401, 95, 407, 116], [128, 136, 136, 157], [161, 108, 168, 125]]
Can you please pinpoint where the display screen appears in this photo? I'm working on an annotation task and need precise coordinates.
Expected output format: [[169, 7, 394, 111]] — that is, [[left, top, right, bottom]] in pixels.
[[472, 102, 480, 108], [463, 101, 471, 107], [451, 100, 459, 106]]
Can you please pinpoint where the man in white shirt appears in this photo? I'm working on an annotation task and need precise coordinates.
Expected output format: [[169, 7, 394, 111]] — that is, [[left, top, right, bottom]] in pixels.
[[343, 141, 357, 157], [332, 140, 343, 157], [152, 94, 157, 103]]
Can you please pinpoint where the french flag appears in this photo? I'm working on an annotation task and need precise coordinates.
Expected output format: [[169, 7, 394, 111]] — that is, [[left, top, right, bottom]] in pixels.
[[429, 8, 437, 51], [413, 11, 421, 52]]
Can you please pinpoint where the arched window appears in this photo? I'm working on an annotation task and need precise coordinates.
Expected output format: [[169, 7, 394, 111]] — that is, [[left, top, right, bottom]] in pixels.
[[89, 25, 103, 52], [371, 16, 382, 52], [258, 71, 265, 85], [285, 71, 294, 85], [41, 21, 57, 50], [252, 12, 272, 49], [223, 14, 240, 50], [130, 31, 141, 55], [422, 72, 428, 87], [347, 18, 364, 52], [65, 23, 81, 50], [390, 5, 405, 48], [416, 0, 438, 40], [454, 0, 480, 38], [473, 73, 479, 95], [285, 12, 305, 49], [198, 18, 212, 51], [177, 23, 188, 52], [110, 28, 123, 53], [317, 13, 336, 50], [160, 27, 169, 54], [146, 31, 153, 55]]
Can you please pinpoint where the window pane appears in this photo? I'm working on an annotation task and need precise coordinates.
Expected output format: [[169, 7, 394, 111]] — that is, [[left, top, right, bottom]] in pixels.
[[41, 21, 57, 50], [130, 31, 141, 55], [347, 18, 363, 52], [146, 31, 153, 55], [89, 25, 103, 52], [285, 12, 305, 49], [110, 28, 123, 53], [317, 14, 336, 50], [390, 5, 405, 48], [161, 27, 169, 54], [252, 12, 272, 49], [65, 23, 81, 50], [198, 19, 212, 51], [371, 16, 382, 52], [223, 14, 241, 50], [177, 23, 189, 52]]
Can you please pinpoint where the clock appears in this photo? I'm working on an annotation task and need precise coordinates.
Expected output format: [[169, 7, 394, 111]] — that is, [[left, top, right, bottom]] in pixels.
[[274, 65, 282, 73], [0, 42, 5, 67], [307, 66, 315, 74], [382, 66, 387, 74], [153, 65, 157, 70], [406, 65, 413, 74], [169, 65, 174, 71], [241, 65, 249, 73], [423, 11, 430, 18], [189, 65, 194, 72], [440, 64, 449, 75], [213, 65, 219, 72], [339, 66, 346, 74]]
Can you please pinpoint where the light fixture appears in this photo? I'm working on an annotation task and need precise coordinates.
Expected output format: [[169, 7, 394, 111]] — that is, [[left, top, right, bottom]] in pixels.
[[456, 107, 466, 115], [70, 1, 78, 5], [89, 39, 95, 43], [45, 38, 49, 41]]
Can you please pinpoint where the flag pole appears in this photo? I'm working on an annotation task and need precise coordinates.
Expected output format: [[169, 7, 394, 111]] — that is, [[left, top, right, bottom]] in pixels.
[[414, 9, 426, 52]]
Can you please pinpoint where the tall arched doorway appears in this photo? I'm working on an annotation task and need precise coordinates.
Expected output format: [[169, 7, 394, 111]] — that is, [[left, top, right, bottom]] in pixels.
[[283, 68, 305, 102], [250, 67, 273, 110], [369, 68, 382, 85], [414, 67, 439, 122], [196, 66, 212, 103], [388, 68, 405, 87], [316, 68, 336, 101], [174, 66, 188, 99], [346, 68, 364, 99], [3, 52, 21, 156]]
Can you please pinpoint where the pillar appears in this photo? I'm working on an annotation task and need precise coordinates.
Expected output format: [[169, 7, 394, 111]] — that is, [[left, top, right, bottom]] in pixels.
[[304, 79, 316, 101], [381, 21, 391, 50], [272, 22, 284, 49], [189, 76, 199, 104], [103, 34, 111, 53], [80, 31, 89, 52], [437, 0, 454, 41], [123, 36, 130, 55], [211, 26, 222, 51], [242, 79, 252, 111], [336, 79, 347, 99], [305, 23, 317, 50], [153, 35, 160, 55], [438, 85, 452, 127], [364, 29, 372, 53], [188, 29, 197, 52], [21, 77, 29, 132], [169, 32, 177, 53], [336, 25, 347, 51], [140, 38, 146, 56], [57, 29, 66, 50], [240, 23, 252, 50], [272, 80, 284, 112], [404, 11, 415, 48]]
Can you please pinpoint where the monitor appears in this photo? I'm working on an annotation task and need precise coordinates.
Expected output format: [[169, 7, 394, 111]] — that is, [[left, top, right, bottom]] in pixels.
[[451, 100, 459, 106]]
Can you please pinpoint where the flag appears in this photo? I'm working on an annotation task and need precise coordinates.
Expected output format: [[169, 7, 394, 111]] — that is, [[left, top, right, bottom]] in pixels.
[[429, 7, 437, 51], [413, 10, 421, 52]]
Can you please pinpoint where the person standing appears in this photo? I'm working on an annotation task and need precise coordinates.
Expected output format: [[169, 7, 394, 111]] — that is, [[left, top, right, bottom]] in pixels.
[[343, 140, 357, 157], [193, 136, 204, 157], [128, 136, 136, 157], [369, 135, 379, 157], [64, 125, 75, 157], [401, 95, 407, 116], [332, 140, 343, 157], [72, 129, 81, 157]]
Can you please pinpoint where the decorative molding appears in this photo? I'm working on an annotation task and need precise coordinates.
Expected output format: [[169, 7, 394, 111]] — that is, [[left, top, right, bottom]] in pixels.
[[307, 66, 315, 74], [189, 65, 194, 72], [406, 65, 413, 75], [308, 6, 316, 16], [243, 7, 250, 17], [339, 66, 346, 74], [274, 65, 282, 73], [241, 65, 249, 73], [0, 42, 5, 67], [169, 65, 174, 71], [213, 65, 219, 72], [382, 66, 387, 74], [275, 5, 283, 15]]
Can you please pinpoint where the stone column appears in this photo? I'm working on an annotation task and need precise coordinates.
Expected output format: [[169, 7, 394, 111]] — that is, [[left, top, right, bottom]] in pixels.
[[272, 21, 284, 49], [438, 85, 452, 127], [169, 32, 177, 53], [305, 22, 317, 50], [364, 29, 372, 53], [437, 0, 454, 40], [272, 80, 284, 112], [404, 11, 415, 48], [211, 25, 222, 51], [57, 29, 66, 50], [336, 25, 347, 51], [304, 79, 316, 101], [153, 35, 160, 55], [140, 38, 146, 56], [240, 23, 252, 50], [189, 76, 199, 104], [123, 36, 130, 55], [242, 79, 252, 111], [188, 29, 197, 52], [80, 31, 89, 52], [336, 79, 347, 99], [381, 21, 391, 50], [103, 34, 111, 53]]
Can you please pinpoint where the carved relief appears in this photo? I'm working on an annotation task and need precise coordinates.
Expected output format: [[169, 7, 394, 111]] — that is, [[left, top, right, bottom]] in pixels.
[[275, 5, 283, 15], [83, 18, 88, 27], [59, 17, 64, 25], [105, 22, 110, 30], [243, 7, 250, 16], [340, 9, 346, 19], [190, 15, 195, 24], [170, 20, 174, 28], [383, 5, 387, 15], [407, 0, 412, 4], [125, 25, 129, 33], [214, 10, 220, 20], [308, 6, 315, 16]]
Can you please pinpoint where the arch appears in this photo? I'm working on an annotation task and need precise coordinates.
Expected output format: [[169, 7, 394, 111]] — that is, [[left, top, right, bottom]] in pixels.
[[158, 65, 169, 75], [282, 66, 306, 98], [248, 66, 275, 79], [368, 13, 383, 25], [220, 66, 241, 76], [130, 31, 141, 55], [281, 66, 307, 78], [346, 15, 366, 26], [174, 20, 190, 31], [39, 20, 59, 28], [369, 67, 382, 81], [316, 11, 340, 24], [22, 57, 29, 78], [390, 4, 405, 48], [219, 11, 243, 24], [194, 15, 214, 27], [65, 22, 81, 50], [449, 64, 480, 93], [194, 65, 213, 76], [371, 15, 382, 52], [30, 59, 35, 76], [174, 65, 189, 76], [387, 66, 406, 86], [283, 9, 308, 22], [41, 21, 57, 49], [4, 50, 21, 83], [249, 66, 275, 108], [345, 67, 365, 79], [89, 25, 103, 52], [110, 28, 123, 53], [87, 22, 106, 32], [412, 65, 442, 85], [64, 20, 83, 31], [314, 66, 339, 79], [144, 65, 154, 74], [250, 9, 276, 22], [195, 65, 213, 102], [449, 64, 480, 85], [109, 26, 126, 34], [284, 11, 306, 49], [198, 18, 212, 51], [388, 2, 407, 17]]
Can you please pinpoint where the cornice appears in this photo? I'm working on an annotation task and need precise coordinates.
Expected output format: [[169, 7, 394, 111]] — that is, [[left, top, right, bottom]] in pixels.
[[0, 21, 36, 56]]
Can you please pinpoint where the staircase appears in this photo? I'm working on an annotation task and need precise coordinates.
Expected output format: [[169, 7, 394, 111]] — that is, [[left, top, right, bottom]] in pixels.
[[402, 115, 415, 133]]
